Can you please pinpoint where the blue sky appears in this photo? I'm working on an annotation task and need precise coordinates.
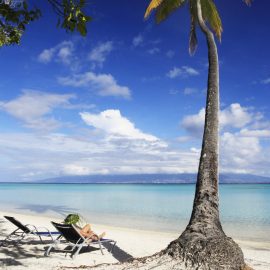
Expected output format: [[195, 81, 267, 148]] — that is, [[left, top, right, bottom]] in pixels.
[[0, 0, 270, 181]]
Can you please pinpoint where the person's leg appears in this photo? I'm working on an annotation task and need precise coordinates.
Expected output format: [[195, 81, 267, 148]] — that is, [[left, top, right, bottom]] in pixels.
[[80, 224, 106, 240], [91, 232, 106, 241], [81, 224, 92, 234]]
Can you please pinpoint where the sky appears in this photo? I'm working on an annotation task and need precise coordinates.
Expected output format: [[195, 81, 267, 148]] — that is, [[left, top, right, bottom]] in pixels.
[[0, 0, 270, 181]]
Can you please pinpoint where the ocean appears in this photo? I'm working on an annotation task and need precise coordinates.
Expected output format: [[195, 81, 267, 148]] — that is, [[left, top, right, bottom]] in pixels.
[[0, 183, 269, 242]]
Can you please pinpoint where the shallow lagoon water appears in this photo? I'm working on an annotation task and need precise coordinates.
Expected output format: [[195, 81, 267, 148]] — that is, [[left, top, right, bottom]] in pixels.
[[0, 183, 269, 242]]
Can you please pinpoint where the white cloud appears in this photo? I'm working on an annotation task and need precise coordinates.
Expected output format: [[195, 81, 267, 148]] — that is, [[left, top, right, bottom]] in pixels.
[[148, 47, 160, 55], [38, 49, 54, 63], [88, 41, 113, 67], [176, 136, 192, 143], [133, 34, 143, 47], [220, 103, 253, 128], [58, 71, 131, 99], [181, 103, 255, 137], [58, 46, 73, 64], [239, 128, 270, 137], [63, 164, 96, 176], [2, 100, 270, 181], [0, 129, 200, 181], [180, 103, 270, 175], [0, 90, 75, 131], [221, 132, 261, 169], [167, 66, 199, 78], [261, 78, 270, 84], [80, 109, 159, 142], [38, 41, 74, 65], [183, 88, 198, 95], [181, 108, 205, 137]]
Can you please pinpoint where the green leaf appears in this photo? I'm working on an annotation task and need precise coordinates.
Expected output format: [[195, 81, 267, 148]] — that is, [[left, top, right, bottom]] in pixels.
[[77, 22, 87, 36], [145, 0, 164, 19], [201, 0, 223, 41], [155, 0, 186, 23]]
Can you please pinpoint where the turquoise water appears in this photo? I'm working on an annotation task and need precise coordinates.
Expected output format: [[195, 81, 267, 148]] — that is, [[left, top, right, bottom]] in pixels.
[[0, 183, 269, 242]]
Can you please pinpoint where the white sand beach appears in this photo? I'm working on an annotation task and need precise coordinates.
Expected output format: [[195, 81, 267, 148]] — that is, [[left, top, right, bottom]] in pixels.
[[0, 210, 269, 270]]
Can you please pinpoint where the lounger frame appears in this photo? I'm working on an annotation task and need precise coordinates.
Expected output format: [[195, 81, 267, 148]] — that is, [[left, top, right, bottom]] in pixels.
[[45, 222, 117, 259], [3, 216, 59, 244]]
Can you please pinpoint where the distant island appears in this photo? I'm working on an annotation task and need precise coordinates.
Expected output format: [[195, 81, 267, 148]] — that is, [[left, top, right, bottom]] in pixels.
[[29, 173, 270, 184]]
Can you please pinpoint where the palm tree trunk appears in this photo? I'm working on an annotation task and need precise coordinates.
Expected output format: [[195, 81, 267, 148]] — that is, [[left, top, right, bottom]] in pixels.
[[186, 0, 223, 237], [165, 1, 246, 269]]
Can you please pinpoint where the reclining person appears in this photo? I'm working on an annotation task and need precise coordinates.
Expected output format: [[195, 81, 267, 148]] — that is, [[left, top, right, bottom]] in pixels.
[[79, 223, 106, 240], [64, 214, 106, 241]]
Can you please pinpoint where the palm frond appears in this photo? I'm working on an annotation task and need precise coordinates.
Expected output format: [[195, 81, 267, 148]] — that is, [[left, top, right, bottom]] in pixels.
[[200, 0, 222, 41], [144, 0, 164, 19], [155, 0, 186, 23], [189, 16, 198, 55], [243, 0, 252, 6], [189, 0, 198, 55]]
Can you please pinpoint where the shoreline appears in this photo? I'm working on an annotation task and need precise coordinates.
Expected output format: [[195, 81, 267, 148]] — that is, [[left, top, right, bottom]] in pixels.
[[1, 182, 270, 185], [0, 210, 270, 270], [1, 206, 270, 243]]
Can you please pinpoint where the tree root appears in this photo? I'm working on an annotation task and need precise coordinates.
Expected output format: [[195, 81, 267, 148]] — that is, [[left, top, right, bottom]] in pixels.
[[166, 234, 246, 270], [58, 234, 246, 270], [58, 235, 247, 270]]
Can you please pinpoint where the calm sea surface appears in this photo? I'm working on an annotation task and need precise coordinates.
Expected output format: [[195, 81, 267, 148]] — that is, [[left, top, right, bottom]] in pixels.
[[0, 183, 269, 242]]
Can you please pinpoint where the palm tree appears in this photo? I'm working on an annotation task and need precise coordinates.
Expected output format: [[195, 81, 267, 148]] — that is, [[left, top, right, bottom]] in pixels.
[[145, 0, 252, 269]]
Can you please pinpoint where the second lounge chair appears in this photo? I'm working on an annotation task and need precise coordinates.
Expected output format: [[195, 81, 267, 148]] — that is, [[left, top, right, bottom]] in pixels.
[[2, 216, 60, 245]]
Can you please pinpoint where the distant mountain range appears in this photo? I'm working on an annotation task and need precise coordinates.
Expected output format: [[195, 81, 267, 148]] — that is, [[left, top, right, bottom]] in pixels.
[[37, 173, 270, 184]]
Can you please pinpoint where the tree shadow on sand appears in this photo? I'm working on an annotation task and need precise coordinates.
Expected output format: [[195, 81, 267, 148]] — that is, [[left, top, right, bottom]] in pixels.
[[1, 233, 133, 266], [0, 240, 46, 267], [0, 218, 8, 238]]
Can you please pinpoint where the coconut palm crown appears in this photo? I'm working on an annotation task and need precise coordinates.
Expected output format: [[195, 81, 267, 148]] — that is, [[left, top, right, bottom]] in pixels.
[[145, 0, 251, 55]]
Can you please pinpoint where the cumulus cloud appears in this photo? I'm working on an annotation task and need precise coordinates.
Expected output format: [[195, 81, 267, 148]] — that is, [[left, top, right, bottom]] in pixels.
[[0, 90, 75, 131], [181, 103, 256, 137], [58, 71, 131, 99], [1, 100, 270, 181], [38, 41, 74, 65], [220, 103, 253, 128], [133, 34, 143, 47], [58, 46, 73, 64], [0, 129, 200, 181], [180, 103, 270, 175], [221, 132, 261, 170], [38, 49, 54, 63], [181, 108, 205, 137], [167, 66, 199, 78], [88, 41, 113, 67], [239, 129, 270, 138], [80, 109, 159, 142]]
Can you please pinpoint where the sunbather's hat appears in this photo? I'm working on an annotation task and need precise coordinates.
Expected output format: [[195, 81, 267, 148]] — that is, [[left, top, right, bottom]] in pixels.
[[64, 213, 80, 225]]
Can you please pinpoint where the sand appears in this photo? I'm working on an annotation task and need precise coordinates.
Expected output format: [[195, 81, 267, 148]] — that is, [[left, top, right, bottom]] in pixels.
[[0, 210, 269, 270]]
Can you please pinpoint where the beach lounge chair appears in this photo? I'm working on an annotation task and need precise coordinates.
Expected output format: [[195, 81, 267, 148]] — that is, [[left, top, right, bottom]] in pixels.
[[45, 222, 117, 258], [2, 216, 60, 244]]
